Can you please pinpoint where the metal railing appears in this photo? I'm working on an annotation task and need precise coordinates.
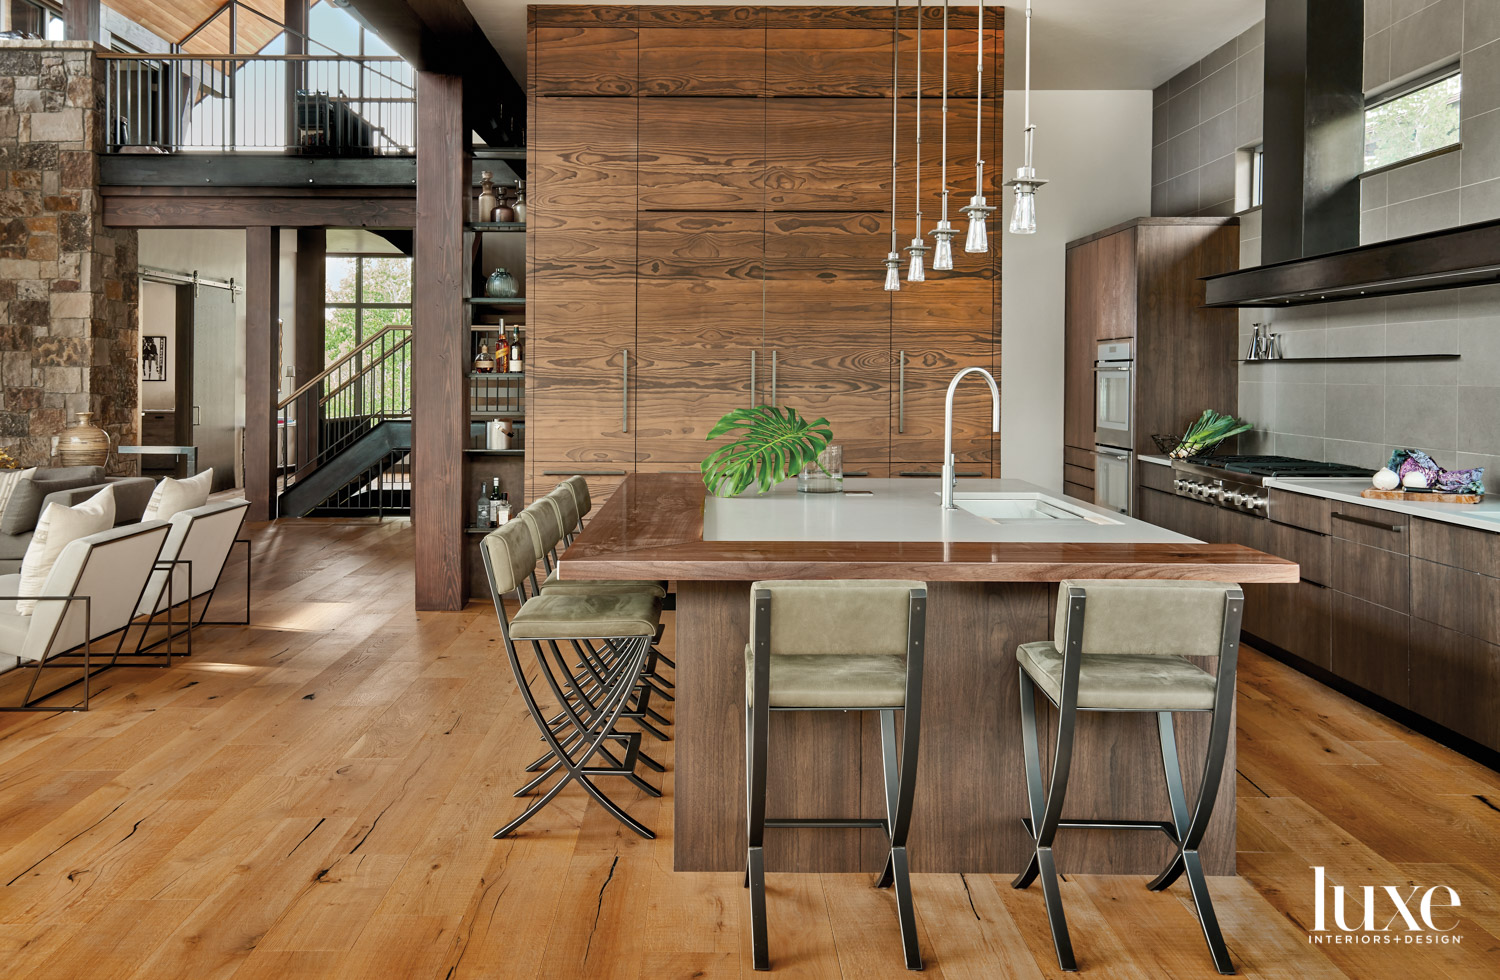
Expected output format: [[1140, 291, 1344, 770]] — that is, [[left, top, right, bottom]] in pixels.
[[278, 325, 412, 493], [101, 53, 415, 154]]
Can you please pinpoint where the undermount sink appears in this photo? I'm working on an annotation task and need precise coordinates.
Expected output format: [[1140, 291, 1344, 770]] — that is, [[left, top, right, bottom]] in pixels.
[[951, 493, 1120, 524]]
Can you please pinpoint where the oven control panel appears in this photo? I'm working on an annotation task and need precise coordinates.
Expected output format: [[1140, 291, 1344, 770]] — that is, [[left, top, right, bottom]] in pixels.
[[1172, 477, 1268, 514]]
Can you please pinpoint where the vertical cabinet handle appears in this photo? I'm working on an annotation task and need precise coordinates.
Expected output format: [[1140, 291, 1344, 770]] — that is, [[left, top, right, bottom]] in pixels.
[[898, 350, 906, 433], [750, 349, 757, 407], [622, 348, 629, 433], [771, 349, 778, 407]]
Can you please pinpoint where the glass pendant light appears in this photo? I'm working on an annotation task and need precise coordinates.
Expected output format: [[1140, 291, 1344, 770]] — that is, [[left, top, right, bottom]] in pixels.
[[1004, 0, 1047, 235], [928, 0, 957, 270], [960, 0, 994, 253], [905, 0, 929, 282], [884, 0, 902, 291]]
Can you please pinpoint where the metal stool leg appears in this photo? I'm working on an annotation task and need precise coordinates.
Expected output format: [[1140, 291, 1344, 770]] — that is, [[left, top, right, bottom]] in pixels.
[[1012, 668, 1080, 972], [746, 698, 770, 971], [876, 708, 923, 970]]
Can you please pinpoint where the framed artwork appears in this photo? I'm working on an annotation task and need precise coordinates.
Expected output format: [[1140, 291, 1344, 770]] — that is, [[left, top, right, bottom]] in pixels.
[[142, 335, 166, 381]]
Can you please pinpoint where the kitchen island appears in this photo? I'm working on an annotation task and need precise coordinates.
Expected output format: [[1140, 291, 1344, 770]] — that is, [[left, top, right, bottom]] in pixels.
[[558, 474, 1298, 875]]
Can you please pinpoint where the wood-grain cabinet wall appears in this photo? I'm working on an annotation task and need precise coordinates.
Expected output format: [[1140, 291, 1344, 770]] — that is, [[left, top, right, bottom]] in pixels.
[[1060, 219, 1240, 503], [526, 6, 1003, 506]]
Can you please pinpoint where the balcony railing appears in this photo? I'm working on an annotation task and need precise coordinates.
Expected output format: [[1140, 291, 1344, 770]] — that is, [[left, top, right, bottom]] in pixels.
[[100, 53, 415, 155]]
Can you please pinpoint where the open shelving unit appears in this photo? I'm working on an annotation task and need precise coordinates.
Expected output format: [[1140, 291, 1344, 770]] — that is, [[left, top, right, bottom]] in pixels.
[[462, 165, 528, 597]]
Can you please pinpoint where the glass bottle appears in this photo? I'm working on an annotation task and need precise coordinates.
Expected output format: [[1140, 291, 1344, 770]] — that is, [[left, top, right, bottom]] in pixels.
[[485, 268, 519, 298], [495, 331, 510, 371], [477, 170, 499, 223], [473, 341, 493, 374], [476, 484, 490, 529], [508, 328, 523, 373], [513, 180, 526, 224], [489, 478, 502, 528], [497, 493, 512, 525]]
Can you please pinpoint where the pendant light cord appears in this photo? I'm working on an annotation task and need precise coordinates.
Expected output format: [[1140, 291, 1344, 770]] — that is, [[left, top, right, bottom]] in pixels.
[[1024, 0, 1034, 169], [975, 0, 984, 192], [890, 0, 900, 254], [913, 0, 923, 237], [939, 0, 948, 223]]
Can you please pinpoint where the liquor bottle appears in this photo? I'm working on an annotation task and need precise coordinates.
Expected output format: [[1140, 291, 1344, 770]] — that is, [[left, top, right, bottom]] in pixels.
[[495, 331, 510, 372], [489, 478, 502, 528], [476, 484, 490, 529], [473, 341, 493, 374], [497, 492, 512, 525], [508, 328, 523, 373]]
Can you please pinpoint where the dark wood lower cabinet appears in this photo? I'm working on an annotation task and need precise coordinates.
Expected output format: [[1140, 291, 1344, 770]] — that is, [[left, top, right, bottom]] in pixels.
[[1243, 580, 1332, 669], [1330, 592, 1410, 708], [1408, 623, 1500, 750]]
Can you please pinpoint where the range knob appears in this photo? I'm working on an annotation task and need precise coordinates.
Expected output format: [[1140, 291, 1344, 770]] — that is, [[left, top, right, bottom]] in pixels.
[[1248, 495, 1269, 513], [1227, 492, 1248, 508]]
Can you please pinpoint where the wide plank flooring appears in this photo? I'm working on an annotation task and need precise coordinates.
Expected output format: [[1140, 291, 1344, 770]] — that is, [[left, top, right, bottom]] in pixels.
[[0, 518, 1495, 978]]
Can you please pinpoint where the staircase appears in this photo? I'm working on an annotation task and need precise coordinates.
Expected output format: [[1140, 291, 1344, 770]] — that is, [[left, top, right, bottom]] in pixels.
[[277, 326, 413, 518]]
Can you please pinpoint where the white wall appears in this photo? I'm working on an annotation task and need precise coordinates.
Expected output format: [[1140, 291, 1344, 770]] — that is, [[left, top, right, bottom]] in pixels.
[[138, 281, 176, 410], [1000, 89, 1154, 488]]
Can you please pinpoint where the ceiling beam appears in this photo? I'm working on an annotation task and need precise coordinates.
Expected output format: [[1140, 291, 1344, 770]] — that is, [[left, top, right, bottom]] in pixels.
[[333, 0, 524, 151]]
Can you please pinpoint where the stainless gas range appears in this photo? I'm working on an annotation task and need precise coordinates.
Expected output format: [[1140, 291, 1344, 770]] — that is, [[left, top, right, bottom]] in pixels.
[[1171, 455, 1374, 516]]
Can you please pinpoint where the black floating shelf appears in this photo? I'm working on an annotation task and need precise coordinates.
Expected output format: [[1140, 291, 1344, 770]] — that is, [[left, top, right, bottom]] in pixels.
[[467, 372, 525, 380], [463, 448, 526, 455], [466, 222, 526, 232], [1239, 353, 1460, 363], [1204, 217, 1500, 308], [470, 412, 525, 420], [466, 297, 527, 305]]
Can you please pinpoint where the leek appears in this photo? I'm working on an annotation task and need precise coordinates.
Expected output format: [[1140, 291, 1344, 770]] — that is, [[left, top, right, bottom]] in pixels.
[[1171, 409, 1253, 459]]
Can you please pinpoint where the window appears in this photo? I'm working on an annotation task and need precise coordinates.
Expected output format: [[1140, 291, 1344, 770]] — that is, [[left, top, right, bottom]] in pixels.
[[8, 0, 64, 39], [1364, 71, 1461, 171], [325, 254, 412, 415]]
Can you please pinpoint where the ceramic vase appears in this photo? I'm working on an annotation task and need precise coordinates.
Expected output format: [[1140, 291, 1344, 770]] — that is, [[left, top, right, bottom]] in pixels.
[[60, 412, 109, 467]]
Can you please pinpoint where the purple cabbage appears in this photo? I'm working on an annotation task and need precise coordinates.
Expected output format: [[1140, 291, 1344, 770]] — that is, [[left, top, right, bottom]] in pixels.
[[1386, 448, 1485, 495]]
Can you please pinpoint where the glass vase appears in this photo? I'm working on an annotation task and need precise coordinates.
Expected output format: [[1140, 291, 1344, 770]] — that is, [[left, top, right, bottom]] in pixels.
[[797, 445, 843, 493]]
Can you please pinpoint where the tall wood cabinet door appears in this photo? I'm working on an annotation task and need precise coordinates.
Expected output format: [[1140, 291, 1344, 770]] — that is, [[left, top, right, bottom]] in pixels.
[[636, 213, 764, 465], [1091, 228, 1138, 342], [764, 212, 891, 468], [638, 98, 766, 210], [531, 98, 638, 216], [637, 9, 766, 97], [765, 7, 892, 97], [891, 273, 996, 464], [764, 100, 892, 211], [1062, 242, 1096, 452], [527, 280, 637, 466]]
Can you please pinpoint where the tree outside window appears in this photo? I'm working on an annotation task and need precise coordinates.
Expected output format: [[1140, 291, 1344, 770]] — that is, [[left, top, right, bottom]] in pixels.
[[324, 254, 412, 417]]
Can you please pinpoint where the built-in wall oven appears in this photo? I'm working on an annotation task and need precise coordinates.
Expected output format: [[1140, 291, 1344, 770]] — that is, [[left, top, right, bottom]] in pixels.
[[1093, 340, 1134, 515]]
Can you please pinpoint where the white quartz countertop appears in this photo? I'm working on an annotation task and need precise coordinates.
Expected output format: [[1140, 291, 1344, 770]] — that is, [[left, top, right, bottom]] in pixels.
[[1139, 454, 1173, 467], [703, 478, 1195, 544], [1266, 477, 1500, 534]]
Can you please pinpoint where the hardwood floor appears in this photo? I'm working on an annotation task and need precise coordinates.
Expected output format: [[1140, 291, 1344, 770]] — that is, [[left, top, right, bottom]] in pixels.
[[0, 518, 1496, 978]]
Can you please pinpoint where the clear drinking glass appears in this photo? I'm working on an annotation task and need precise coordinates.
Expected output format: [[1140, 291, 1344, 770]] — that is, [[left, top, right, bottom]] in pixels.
[[797, 445, 843, 493]]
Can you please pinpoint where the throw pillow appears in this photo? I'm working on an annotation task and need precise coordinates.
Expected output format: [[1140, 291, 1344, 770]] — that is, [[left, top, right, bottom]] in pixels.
[[0, 467, 37, 526], [142, 468, 213, 522], [17, 484, 116, 615]]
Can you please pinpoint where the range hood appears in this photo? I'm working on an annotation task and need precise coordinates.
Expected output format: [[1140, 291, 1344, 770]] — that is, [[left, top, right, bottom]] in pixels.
[[1203, 217, 1500, 308]]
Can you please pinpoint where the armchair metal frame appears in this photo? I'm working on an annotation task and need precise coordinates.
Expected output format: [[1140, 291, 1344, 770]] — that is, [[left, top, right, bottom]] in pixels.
[[1012, 585, 1244, 975], [745, 586, 928, 972], [0, 595, 92, 712]]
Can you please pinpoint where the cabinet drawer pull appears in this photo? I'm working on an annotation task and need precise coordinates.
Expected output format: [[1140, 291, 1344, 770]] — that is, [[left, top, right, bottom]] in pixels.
[[898, 470, 983, 478], [1332, 512, 1405, 533], [542, 469, 626, 477]]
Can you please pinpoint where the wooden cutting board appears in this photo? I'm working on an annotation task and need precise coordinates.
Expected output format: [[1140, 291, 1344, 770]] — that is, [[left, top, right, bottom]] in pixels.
[[1362, 488, 1484, 504]]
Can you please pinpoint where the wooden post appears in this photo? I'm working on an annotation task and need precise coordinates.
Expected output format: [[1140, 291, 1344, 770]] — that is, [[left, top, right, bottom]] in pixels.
[[62, 0, 100, 42], [284, 0, 307, 150], [245, 226, 281, 522], [413, 72, 468, 610], [294, 227, 325, 474]]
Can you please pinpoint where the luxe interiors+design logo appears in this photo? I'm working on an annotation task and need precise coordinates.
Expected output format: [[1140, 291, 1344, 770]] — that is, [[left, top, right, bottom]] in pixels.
[[1309, 866, 1463, 945]]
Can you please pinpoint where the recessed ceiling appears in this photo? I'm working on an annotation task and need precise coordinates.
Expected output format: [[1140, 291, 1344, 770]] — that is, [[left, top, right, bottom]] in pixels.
[[463, 1, 1264, 91]]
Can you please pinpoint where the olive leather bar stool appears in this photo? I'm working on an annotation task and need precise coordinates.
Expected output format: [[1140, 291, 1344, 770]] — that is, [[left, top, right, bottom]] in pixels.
[[744, 580, 928, 971], [1011, 579, 1245, 975], [481, 520, 663, 839]]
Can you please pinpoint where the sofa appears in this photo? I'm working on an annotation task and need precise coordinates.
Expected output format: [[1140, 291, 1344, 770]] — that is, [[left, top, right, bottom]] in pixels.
[[0, 466, 156, 574]]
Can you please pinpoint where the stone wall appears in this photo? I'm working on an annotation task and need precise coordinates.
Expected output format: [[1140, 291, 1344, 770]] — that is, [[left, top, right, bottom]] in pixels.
[[0, 40, 138, 474]]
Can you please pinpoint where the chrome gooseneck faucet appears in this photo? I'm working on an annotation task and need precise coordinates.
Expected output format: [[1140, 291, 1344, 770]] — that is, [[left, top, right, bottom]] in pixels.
[[941, 366, 1000, 509]]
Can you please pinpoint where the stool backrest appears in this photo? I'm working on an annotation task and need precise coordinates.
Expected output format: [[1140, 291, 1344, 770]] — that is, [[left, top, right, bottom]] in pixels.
[[563, 475, 592, 517], [1057, 579, 1240, 658], [520, 499, 565, 560], [481, 521, 537, 597], [749, 579, 925, 656], [547, 487, 581, 535]]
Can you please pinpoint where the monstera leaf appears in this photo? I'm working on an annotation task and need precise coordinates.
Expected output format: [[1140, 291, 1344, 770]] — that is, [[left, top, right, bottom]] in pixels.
[[701, 405, 833, 497]]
